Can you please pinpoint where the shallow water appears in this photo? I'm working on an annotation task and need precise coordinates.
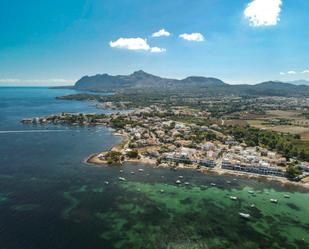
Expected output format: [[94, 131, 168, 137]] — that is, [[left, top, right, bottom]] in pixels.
[[0, 88, 308, 249]]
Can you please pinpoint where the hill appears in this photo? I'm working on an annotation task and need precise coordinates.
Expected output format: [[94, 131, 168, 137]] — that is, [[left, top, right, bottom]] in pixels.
[[73, 70, 309, 97], [287, 80, 309, 86]]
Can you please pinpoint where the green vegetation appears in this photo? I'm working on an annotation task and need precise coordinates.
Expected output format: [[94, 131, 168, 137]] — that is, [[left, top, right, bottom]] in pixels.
[[105, 151, 123, 164], [224, 126, 309, 161], [126, 150, 139, 159], [286, 164, 302, 179]]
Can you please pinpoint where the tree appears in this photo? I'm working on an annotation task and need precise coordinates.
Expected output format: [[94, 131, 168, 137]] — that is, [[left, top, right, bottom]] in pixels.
[[286, 165, 301, 179], [126, 150, 139, 158]]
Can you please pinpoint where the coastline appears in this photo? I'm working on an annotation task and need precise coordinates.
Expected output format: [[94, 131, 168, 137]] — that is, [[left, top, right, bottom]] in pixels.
[[85, 132, 309, 190]]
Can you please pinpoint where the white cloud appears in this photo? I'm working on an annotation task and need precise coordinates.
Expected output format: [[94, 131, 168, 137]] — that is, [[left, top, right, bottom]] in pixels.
[[287, 71, 296, 75], [150, 47, 166, 53], [109, 37, 150, 51], [279, 70, 298, 76], [244, 0, 282, 27], [109, 37, 165, 53], [302, 70, 309, 74], [179, 33, 205, 42], [152, 29, 170, 37]]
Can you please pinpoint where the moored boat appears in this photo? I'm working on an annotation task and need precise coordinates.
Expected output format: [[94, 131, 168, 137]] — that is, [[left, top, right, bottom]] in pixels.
[[239, 212, 250, 219]]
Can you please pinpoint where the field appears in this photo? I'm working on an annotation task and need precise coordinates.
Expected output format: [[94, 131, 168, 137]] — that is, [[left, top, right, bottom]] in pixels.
[[246, 110, 309, 140]]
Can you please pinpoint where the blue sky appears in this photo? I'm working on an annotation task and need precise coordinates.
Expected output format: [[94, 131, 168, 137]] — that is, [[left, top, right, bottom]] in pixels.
[[0, 0, 308, 86]]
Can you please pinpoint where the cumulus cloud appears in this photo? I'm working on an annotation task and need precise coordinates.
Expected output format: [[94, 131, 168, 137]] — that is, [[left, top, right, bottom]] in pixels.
[[110, 37, 150, 51], [244, 0, 282, 27], [152, 29, 170, 37], [179, 33, 205, 42], [109, 37, 166, 53], [150, 47, 166, 53]]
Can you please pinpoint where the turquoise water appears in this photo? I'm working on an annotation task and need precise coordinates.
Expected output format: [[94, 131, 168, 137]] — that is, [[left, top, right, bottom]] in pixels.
[[0, 87, 308, 249]]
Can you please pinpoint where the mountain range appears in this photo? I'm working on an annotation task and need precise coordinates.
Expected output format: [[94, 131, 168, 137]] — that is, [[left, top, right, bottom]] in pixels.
[[286, 80, 309, 86], [73, 70, 309, 97]]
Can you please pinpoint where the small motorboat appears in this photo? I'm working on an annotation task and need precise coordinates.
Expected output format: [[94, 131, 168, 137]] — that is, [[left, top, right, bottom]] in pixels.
[[130, 171, 135, 175], [270, 199, 278, 203], [138, 169, 144, 172], [248, 190, 255, 194], [118, 177, 126, 181], [119, 170, 123, 173], [239, 212, 250, 219], [230, 196, 238, 200], [250, 204, 255, 208], [104, 181, 109, 185], [284, 194, 290, 198], [184, 182, 190, 186], [160, 189, 165, 193], [178, 176, 184, 179], [176, 180, 181, 184], [210, 183, 216, 186], [227, 181, 231, 184]]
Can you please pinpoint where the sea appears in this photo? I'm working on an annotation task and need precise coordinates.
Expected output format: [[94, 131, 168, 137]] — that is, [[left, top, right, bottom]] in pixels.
[[0, 87, 308, 249]]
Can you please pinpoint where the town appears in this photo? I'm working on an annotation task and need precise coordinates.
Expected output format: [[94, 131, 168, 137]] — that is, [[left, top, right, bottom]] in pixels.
[[21, 104, 309, 182]]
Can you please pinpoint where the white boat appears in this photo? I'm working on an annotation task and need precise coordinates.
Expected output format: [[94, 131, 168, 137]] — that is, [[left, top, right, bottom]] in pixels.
[[118, 177, 126, 181], [130, 171, 135, 175], [160, 189, 165, 193], [178, 176, 184, 179], [138, 169, 144, 172], [176, 180, 181, 184], [270, 199, 278, 203], [239, 212, 251, 219], [104, 181, 109, 185], [184, 182, 190, 185], [227, 181, 231, 184], [284, 194, 290, 198], [248, 191, 255, 194], [250, 204, 255, 208], [119, 170, 123, 173], [230, 196, 238, 200], [210, 183, 216, 186]]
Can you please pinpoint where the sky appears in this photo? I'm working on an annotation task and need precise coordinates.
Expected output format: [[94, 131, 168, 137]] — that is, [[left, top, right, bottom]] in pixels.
[[0, 0, 308, 86]]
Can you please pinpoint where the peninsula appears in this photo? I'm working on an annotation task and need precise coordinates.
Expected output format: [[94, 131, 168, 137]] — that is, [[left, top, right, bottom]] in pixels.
[[22, 104, 309, 188]]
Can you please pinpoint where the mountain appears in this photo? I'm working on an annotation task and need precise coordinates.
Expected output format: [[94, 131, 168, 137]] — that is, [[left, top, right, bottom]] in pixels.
[[287, 80, 309, 86], [74, 70, 226, 92], [73, 70, 309, 97]]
